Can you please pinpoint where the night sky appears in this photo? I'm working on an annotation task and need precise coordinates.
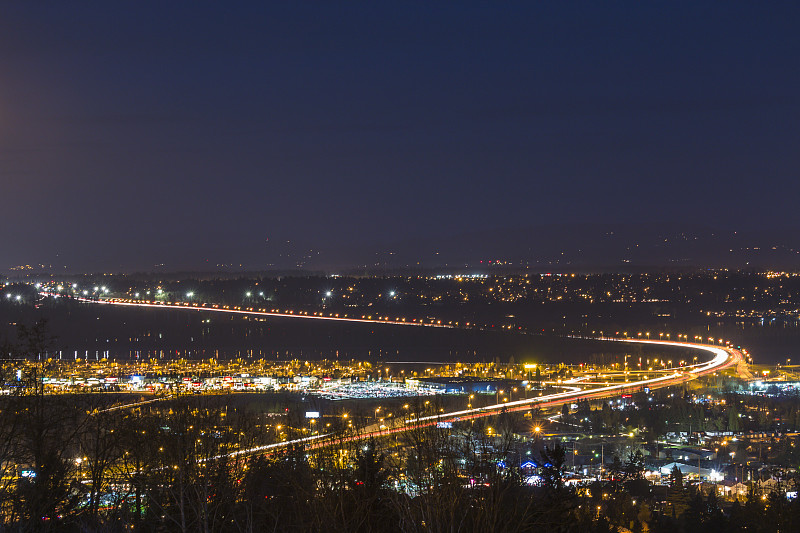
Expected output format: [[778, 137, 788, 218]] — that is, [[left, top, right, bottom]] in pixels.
[[2, 2, 798, 272]]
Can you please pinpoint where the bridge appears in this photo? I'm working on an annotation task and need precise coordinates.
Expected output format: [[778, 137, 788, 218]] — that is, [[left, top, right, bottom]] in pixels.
[[72, 295, 746, 457]]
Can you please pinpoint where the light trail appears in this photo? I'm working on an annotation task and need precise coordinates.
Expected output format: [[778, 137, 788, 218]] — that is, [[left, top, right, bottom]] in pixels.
[[67, 296, 744, 455], [210, 341, 743, 459], [76, 297, 454, 329], [96, 396, 170, 413]]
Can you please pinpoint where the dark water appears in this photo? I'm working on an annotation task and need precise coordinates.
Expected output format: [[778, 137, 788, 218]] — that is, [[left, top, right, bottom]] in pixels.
[[584, 313, 800, 364], [1, 300, 696, 364], [704, 317, 800, 364]]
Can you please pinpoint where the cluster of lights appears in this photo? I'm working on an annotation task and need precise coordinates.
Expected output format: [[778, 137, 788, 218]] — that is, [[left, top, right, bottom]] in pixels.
[[7, 282, 109, 300]]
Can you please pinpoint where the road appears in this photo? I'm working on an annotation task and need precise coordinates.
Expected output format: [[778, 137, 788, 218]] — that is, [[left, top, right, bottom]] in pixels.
[[207, 340, 743, 460], [67, 296, 746, 457], [272, 339, 743, 455], [77, 296, 455, 328]]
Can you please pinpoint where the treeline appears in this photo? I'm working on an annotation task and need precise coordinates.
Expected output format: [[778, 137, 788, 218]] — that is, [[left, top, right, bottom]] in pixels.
[[3, 371, 800, 531], [0, 370, 598, 532], [648, 466, 800, 533], [568, 389, 800, 445]]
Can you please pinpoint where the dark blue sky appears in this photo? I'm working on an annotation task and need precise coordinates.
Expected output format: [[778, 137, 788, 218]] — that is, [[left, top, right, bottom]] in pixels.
[[2, 2, 799, 271]]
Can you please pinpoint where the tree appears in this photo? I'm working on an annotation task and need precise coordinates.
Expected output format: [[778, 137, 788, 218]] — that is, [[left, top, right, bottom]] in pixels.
[[17, 318, 56, 360], [540, 442, 567, 493], [609, 456, 624, 492], [684, 489, 727, 533], [624, 450, 645, 481], [12, 389, 83, 529], [77, 398, 125, 526], [354, 438, 389, 493], [670, 465, 683, 489], [666, 465, 690, 520], [728, 407, 741, 432]]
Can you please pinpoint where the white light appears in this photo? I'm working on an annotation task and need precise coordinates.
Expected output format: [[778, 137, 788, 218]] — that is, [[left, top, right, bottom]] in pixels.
[[187, 292, 194, 298], [389, 291, 396, 297], [325, 291, 332, 297], [245, 292, 251, 297]]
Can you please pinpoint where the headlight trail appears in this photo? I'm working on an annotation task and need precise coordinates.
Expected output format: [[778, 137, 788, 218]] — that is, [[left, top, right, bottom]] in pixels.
[[66, 295, 745, 457]]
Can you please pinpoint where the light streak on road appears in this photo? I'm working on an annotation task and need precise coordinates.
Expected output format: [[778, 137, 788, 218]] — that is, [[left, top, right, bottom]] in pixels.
[[75, 297, 454, 329], [96, 396, 170, 413], [212, 340, 744, 459], [67, 295, 745, 456]]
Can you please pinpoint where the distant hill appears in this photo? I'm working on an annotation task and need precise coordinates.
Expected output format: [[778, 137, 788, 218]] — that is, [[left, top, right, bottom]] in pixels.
[[309, 224, 800, 273], [7, 224, 800, 275]]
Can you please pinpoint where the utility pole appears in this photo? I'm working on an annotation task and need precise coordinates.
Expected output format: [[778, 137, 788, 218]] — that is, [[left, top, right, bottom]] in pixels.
[[601, 444, 604, 480], [572, 440, 575, 470]]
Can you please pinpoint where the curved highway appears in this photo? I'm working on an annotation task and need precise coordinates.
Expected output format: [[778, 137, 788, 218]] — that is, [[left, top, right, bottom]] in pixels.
[[214, 340, 744, 459], [70, 296, 746, 457]]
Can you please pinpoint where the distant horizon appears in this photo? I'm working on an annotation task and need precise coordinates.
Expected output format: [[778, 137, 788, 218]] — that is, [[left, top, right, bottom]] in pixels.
[[5, 221, 800, 274], [2, 3, 799, 273]]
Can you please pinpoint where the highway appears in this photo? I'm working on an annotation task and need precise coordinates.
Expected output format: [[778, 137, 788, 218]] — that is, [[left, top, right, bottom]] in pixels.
[[69, 295, 747, 458], [207, 340, 743, 460], [283, 340, 742, 454], [77, 296, 456, 328]]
